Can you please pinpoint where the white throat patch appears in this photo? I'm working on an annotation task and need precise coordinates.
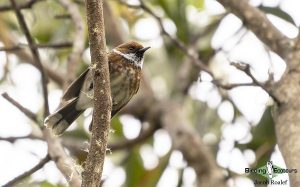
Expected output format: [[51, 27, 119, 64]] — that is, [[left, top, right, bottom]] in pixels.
[[113, 49, 143, 68]]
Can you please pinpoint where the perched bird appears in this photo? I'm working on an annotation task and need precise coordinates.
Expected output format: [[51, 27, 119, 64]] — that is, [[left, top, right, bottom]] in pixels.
[[44, 41, 150, 135]]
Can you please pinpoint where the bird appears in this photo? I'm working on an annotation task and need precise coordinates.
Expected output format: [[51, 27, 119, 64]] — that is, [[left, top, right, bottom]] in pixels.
[[44, 41, 150, 135], [266, 161, 273, 179]]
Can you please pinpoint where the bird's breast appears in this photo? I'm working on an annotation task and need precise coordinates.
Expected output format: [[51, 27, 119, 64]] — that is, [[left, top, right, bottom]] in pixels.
[[109, 62, 141, 111]]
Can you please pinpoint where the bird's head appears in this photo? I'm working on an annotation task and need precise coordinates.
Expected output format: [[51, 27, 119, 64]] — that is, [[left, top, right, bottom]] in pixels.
[[113, 41, 150, 68]]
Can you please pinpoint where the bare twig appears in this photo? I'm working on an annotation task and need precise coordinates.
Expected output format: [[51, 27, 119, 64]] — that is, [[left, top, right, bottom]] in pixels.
[[35, 42, 73, 49], [10, 0, 49, 117], [213, 81, 255, 90], [0, 42, 73, 51], [0, 29, 65, 86], [230, 62, 281, 104], [82, 0, 111, 186], [58, 0, 85, 86], [2, 92, 38, 123], [0, 0, 44, 12], [2, 154, 51, 187], [0, 134, 40, 143]]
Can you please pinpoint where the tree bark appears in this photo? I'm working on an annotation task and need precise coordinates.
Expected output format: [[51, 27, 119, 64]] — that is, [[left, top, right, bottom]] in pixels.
[[82, 0, 111, 186]]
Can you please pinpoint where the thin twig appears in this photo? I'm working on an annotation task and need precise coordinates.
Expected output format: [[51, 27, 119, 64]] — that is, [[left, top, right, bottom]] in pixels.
[[2, 92, 38, 123], [0, 42, 73, 51], [0, 135, 36, 143], [35, 42, 73, 49], [2, 154, 51, 187], [0, 20, 65, 86], [10, 0, 49, 117], [213, 81, 255, 90], [230, 62, 281, 104]]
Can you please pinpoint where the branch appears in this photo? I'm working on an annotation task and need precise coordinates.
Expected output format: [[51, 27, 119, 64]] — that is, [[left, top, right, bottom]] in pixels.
[[2, 93, 82, 186], [230, 62, 281, 104], [2, 154, 51, 187], [0, 42, 73, 51], [82, 0, 111, 186], [0, 18, 65, 86], [217, 0, 292, 59], [118, 0, 258, 93], [10, 0, 49, 117], [2, 92, 38, 123], [0, 134, 40, 143], [213, 81, 256, 90], [42, 131, 82, 186], [58, 0, 85, 87]]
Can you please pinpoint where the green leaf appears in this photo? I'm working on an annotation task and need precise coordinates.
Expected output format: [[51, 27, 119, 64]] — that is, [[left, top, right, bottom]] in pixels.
[[259, 6, 296, 25]]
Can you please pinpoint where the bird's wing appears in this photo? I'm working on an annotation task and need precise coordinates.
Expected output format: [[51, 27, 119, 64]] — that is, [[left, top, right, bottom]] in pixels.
[[62, 68, 90, 101]]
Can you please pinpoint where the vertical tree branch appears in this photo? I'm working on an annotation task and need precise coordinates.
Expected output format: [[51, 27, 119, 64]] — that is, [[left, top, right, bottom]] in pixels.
[[10, 0, 49, 117], [82, 0, 111, 186]]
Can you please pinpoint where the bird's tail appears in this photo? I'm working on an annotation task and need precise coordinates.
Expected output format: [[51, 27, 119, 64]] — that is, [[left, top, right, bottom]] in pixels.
[[44, 98, 84, 135]]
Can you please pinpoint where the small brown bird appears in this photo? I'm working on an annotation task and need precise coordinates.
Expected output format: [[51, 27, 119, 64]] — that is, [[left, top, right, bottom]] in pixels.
[[44, 41, 150, 135]]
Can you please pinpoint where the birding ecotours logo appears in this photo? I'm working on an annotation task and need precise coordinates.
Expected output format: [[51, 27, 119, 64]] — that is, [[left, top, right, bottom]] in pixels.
[[245, 161, 295, 179], [245, 161, 297, 185]]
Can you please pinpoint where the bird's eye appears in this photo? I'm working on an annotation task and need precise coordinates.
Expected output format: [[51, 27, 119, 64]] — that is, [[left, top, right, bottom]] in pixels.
[[129, 47, 134, 51]]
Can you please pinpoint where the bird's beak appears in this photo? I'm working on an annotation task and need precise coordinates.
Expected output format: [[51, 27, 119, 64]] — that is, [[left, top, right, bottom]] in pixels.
[[139, 46, 151, 53]]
